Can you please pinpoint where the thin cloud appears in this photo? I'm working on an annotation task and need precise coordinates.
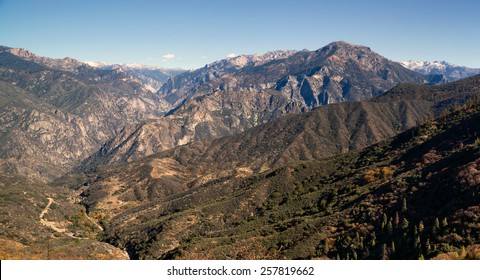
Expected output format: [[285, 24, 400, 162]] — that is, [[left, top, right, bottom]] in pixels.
[[162, 54, 175, 59], [227, 53, 237, 58]]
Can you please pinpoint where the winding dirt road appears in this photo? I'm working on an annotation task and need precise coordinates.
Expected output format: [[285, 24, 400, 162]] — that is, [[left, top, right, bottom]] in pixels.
[[39, 197, 78, 238], [39, 198, 54, 220], [39, 197, 103, 237]]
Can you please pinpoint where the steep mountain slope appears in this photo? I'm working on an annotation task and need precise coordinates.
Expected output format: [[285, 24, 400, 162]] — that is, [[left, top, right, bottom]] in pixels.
[[83, 99, 433, 171], [79, 95, 480, 260], [401, 60, 480, 82], [86, 42, 432, 167], [0, 46, 171, 180], [0, 81, 99, 180]]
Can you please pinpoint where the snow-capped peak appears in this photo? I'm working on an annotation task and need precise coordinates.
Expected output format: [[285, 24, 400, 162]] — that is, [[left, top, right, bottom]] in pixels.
[[401, 60, 480, 82], [84, 61, 111, 68]]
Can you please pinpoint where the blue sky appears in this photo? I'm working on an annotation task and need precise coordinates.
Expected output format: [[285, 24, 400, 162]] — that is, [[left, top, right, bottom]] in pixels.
[[0, 0, 478, 69]]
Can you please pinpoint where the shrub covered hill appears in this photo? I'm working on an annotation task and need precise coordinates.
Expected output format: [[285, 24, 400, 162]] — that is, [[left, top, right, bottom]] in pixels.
[[74, 75, 480, 260]]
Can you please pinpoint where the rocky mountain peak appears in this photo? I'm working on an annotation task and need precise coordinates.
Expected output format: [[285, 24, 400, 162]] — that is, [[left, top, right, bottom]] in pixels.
[[62, 56, 80, 64], [4, 47, 38, 59], [1, 46, 91, 72], [319, 41, 371, 54], [315, 41, 382, 65]]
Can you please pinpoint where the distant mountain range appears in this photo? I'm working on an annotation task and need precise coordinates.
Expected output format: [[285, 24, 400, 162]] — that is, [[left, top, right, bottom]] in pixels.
[[401, 60, 480, 82], [84, 61, 185, 92]]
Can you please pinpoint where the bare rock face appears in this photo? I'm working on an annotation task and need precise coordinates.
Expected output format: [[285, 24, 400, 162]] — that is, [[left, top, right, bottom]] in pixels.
[[86, 42, 430, 166], [0, 81, 97, 180]]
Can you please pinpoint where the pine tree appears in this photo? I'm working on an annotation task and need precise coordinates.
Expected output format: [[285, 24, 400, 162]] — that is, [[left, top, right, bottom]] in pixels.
[[419, 221, 425, 233], [382, 213, 388, 230], [401, 197, 407, 213], [460, 246, 466, 258], [365, 248, 370, 258], [402, 218, 409, 230], [433, 218, 440, 234], [415, 236, 421, 251], [394, 212, 400, 227], [426, 239, 431, 253], [387, 221, 393, 234], [441, 218, 448, 228], [391, 241, 396, 254], [381, 243, 389, 260]]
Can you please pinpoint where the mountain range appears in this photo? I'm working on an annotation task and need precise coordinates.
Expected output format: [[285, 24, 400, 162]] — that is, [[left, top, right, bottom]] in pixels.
[[401, 60, 480, 83], [84, 61, 185, 92], [0, 42, 479, 260]]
